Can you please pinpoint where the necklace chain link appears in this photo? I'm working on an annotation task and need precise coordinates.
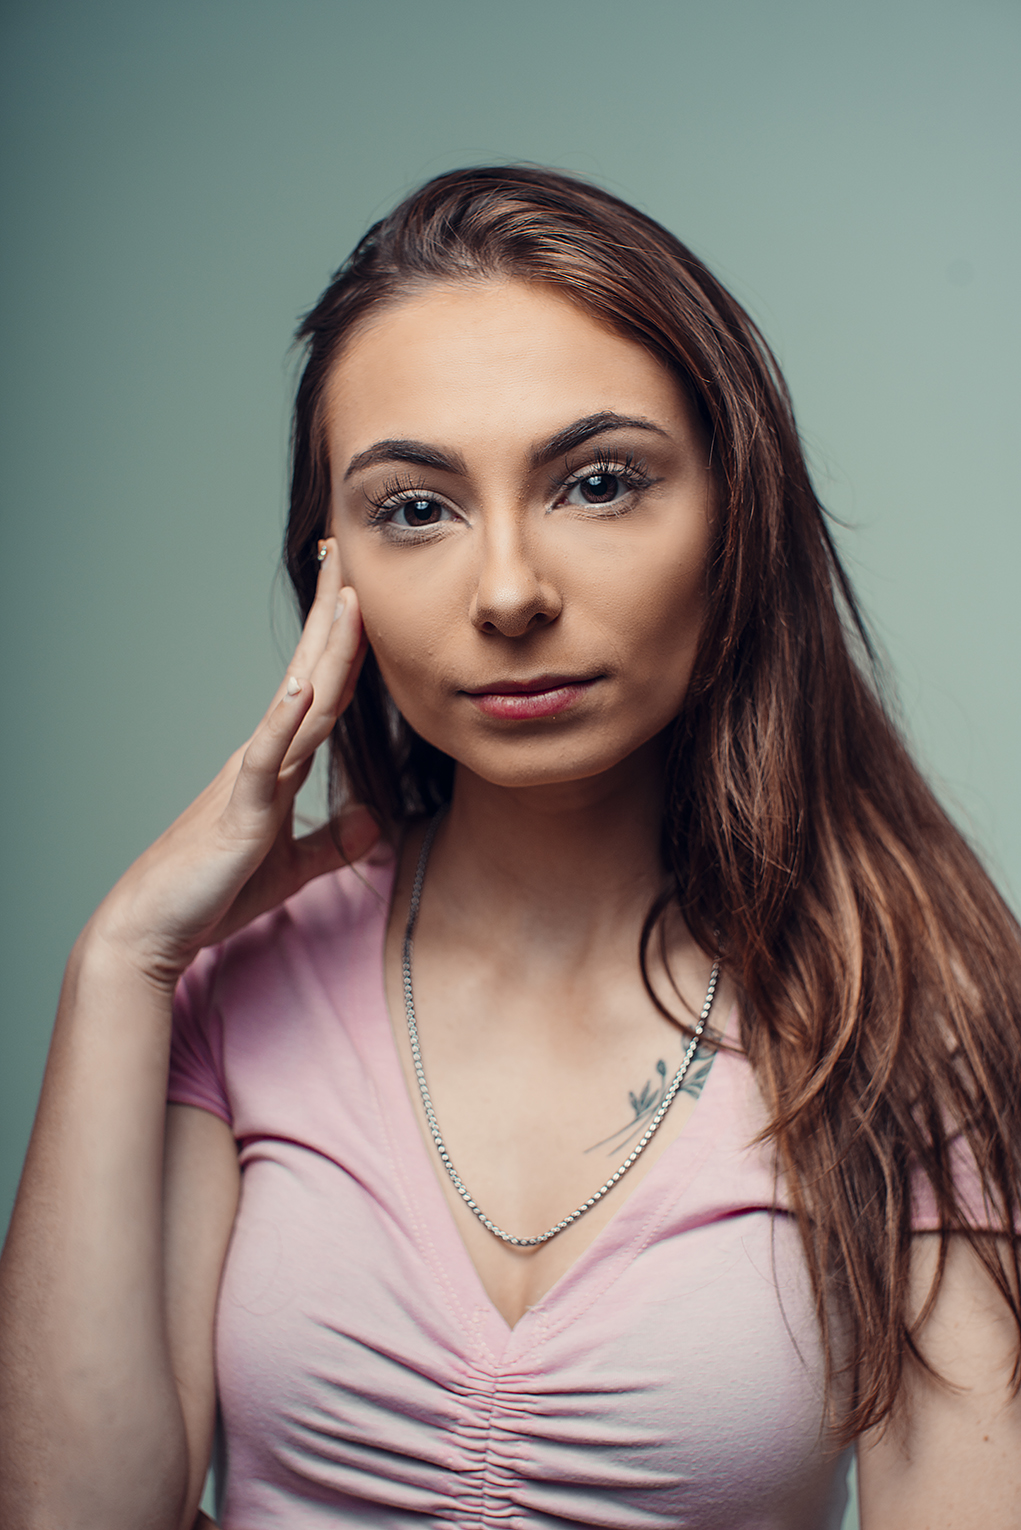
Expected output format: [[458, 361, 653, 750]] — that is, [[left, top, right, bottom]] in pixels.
[[402, 807, 721, 1249]]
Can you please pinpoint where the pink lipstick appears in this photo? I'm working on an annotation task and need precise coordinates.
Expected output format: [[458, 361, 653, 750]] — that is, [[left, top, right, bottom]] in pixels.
[[462, 675, 599, 721]]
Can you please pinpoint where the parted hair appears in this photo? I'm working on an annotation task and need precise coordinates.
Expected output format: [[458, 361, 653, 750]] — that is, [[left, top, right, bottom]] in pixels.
[[284, 165, 1021, 1442]]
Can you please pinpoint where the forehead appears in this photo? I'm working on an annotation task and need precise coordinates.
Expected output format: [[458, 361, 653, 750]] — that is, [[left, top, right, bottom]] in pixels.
[[323, 279, 692, 456]]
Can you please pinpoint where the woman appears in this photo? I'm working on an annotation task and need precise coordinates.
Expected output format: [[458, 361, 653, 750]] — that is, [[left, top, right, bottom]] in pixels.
[[1, 166, 1019, 1529]]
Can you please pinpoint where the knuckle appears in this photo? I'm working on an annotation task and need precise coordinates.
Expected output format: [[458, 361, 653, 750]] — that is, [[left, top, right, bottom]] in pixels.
[[239, 735, 268, 775]]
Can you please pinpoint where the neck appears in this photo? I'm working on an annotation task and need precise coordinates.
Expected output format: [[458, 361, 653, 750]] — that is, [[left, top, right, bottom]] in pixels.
[[426, 740, 670, 958]]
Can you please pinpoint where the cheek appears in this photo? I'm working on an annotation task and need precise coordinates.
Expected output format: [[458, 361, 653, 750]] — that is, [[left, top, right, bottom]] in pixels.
[[337, 508, 711, 770], [348, 559, 453, 701], [593, 543, 708, 686]]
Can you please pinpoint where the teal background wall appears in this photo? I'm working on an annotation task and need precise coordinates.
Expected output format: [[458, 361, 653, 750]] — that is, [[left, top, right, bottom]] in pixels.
[[1, 6, 1018, 1519]]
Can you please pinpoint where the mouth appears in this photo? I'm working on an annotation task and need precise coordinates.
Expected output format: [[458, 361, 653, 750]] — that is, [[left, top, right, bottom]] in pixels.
[[460, 673, 602, 721]]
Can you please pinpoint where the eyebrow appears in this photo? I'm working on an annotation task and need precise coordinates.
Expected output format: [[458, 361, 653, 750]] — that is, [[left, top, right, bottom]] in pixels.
[[342, 411, 671, 482]]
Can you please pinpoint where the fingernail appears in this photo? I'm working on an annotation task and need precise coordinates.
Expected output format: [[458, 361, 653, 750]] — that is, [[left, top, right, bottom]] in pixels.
[[286, 675, 302, 697], [333, 592, 346, 623]]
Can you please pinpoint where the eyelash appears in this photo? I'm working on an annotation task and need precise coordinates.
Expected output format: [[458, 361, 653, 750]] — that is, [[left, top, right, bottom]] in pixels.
[[364, 473, 441, 525], [363, 450, 656, 532], [553, 449, 655, 511]]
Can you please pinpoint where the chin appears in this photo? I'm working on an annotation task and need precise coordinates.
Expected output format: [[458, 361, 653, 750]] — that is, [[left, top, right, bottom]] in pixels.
[[467, 760, 610, 791], [395, 692, 676, 794], [446, 731, 662, 794]]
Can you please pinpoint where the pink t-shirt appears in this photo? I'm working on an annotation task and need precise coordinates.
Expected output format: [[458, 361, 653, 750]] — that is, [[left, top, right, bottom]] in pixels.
[[169, 854, 856, 1528]]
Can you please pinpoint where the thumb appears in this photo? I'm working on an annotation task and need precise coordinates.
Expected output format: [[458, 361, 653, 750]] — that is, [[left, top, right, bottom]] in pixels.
[[294, 803, 380, 880]]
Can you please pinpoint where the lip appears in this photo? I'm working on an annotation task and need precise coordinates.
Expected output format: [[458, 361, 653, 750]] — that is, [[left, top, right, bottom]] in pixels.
[[461, 673, 601, 721]]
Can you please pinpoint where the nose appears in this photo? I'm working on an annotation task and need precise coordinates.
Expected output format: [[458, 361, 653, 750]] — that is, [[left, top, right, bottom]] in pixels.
[[469, 518, 563, 637]]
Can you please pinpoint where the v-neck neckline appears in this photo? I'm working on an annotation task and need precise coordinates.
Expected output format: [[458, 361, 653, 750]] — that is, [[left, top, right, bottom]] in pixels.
[[359, 851, 737, 1358]]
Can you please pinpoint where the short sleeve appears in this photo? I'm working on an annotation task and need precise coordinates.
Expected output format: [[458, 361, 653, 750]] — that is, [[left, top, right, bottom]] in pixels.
[[167, 943, 232, 1126]]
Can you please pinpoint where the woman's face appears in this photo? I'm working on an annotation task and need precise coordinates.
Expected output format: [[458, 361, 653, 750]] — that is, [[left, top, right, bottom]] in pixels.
[[326, 278, 714, 791]]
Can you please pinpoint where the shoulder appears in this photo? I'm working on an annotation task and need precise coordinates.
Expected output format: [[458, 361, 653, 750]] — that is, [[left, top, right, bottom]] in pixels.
[[176, 847, 397, 1023], [228, 847, 394, 976], [857, 1235, 1021, 1528], [168, 847, 398, 1124]]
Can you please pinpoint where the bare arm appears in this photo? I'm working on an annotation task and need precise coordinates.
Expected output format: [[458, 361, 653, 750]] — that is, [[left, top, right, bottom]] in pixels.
[[858, 1234, 1021, 1529], [0, 541, 374, 1528], [163, 1106, 241, 1527], [0, 939, 193, 1528]]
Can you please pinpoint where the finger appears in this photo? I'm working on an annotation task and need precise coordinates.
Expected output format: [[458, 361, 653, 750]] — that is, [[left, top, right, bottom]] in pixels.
[[259, 539, 344, 724], [288, 537, 345, 680], [228, 676, 315, 821], [334, 622, 370, 717], [280, 587, 366, 773]]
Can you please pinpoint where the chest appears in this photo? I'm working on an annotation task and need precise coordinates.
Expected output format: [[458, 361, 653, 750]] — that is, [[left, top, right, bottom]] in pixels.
[[381, 903, 725, 1325], [209, 872, 848, 1526]]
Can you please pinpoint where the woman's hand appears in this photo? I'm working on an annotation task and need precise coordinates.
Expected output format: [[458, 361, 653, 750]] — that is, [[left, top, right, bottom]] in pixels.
[[91, 538, 377, 987], [0, 539, 378, 1530]]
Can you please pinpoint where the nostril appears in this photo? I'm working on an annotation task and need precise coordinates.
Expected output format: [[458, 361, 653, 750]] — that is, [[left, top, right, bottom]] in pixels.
[[470, 567, 563, 636]]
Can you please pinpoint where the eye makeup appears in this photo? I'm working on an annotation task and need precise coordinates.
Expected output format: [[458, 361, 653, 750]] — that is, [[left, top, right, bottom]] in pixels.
[[551, 448, 657, 512], [360, 443, 660, 539]]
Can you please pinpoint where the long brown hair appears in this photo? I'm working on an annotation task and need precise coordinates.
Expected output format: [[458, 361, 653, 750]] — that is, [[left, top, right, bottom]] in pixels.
[[284, 165, 1021, 1441]]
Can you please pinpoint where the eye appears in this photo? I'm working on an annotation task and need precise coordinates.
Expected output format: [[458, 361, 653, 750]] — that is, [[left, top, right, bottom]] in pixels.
[[364, 477, 460, 535], [388, 496, 451, 529], [562, 472, 628, 507], [556, 451, 655, 513]]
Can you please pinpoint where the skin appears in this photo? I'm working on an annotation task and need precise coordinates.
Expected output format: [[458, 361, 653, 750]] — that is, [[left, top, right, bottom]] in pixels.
[[326, 278, 712, 793], [0, 277, 1018, 1530], [324, 278, 729, 1321]]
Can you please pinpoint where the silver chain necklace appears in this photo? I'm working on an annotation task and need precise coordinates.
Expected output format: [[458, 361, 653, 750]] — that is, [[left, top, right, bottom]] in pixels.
[[401, 808, 721, 1249]]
